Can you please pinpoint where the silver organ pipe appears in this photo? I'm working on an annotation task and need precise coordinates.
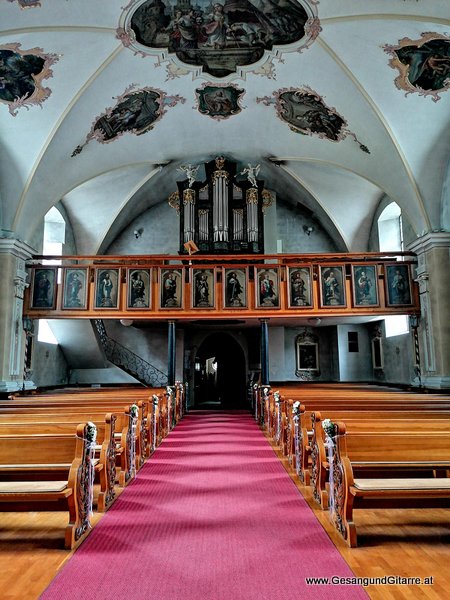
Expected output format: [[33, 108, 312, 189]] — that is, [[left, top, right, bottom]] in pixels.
[[246, 189, 258, 242], [233, 209, 244, 241], [183, 189, 196, 243], [213, 171, 229, 242], [199, 209, 209, 241]]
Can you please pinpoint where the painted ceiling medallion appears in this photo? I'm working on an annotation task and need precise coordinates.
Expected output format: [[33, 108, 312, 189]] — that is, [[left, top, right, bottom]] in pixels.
[[384, 32, 450, 102], [0, 43, 59, 116], [195, 83, 244, 120], [71, 85, 185, 156], [257, 86, 370, 153], [118, 0, 320, 80], [7, 0, 42, 7]]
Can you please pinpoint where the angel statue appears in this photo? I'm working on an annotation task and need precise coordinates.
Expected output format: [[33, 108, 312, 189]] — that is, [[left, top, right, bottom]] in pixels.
[[240, 163, 260, 188], [178, 164, 200, 188]]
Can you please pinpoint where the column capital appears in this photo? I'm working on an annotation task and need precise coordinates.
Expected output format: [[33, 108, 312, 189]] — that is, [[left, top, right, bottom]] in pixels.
[[407, 231, 450, 254]]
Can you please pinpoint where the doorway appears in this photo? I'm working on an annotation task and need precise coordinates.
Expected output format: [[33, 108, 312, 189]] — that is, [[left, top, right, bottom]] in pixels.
[[194, 332, 247, 409]]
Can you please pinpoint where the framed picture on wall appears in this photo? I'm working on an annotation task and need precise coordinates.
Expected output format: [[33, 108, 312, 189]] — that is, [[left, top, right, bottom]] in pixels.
[[351, 265, 379, 307], [223, 268, 247, 308], [30, 267, 57, 310], [255, 267, 280, 308], [287, 267, 312, 308], [127, 268, 151, 309], [296, 342, 319, 372], [319, 265, 346, 308], [192, 268, 215, 309], [94, 268, 120, 309], [62, 267, 88, 310], [385, 264, 412, 306], [160, 268, 183, 309]]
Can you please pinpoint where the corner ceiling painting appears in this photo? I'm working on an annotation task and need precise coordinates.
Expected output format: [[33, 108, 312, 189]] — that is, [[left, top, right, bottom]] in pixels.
[[257, 87, 370, 153], [119, 0, 319, 78], [384, 33, 450, 102], [0, 43, 59, 116], [72, 85, 185, 156]]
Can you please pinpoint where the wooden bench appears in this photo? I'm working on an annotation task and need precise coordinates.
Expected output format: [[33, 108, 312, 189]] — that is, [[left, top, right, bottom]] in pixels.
[[0, 416, 116, 511], [0, 422, 97, 549], [310, 412, 450, 508], [327, 423, 450, 547]]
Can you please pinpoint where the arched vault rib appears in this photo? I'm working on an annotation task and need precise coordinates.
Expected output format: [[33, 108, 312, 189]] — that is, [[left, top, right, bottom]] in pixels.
[[316, 35, 431, 232], [12, 43, 125, 234], [269, 156, 419, 235], [320, 14, 450, 27]]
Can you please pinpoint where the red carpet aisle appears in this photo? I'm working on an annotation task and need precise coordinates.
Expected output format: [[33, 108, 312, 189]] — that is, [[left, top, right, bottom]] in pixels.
[[41, 411, 366, 600]]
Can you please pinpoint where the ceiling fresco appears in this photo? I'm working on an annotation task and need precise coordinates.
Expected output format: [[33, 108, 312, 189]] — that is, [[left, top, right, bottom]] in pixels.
[[118, 0, 320, 78], [195, 83, 245, 119], [257, 87, 370, 153], [0, 43, 59, 116], [7, 0, 42, 7], [71, 85, 185, 156], [384, 33, 450, 102]]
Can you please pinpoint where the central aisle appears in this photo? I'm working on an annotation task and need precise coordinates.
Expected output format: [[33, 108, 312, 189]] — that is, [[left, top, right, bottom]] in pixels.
[[42, 411, 366, 600]]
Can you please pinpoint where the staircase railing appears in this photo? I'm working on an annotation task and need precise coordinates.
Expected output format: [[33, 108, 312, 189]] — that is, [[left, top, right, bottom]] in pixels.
[[93, 320, 168, 387]]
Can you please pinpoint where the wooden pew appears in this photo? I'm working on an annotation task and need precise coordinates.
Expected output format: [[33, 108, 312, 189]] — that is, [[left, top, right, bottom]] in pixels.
[[328, 423, 450, 547], [0, 406, 137, 487], [0, 422, 96, 549], [311, 412, 450, 508], [0, 416, 116, 511]]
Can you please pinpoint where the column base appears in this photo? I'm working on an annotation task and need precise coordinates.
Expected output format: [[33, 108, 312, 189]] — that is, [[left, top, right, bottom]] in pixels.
[[421, 376, 450, 390], [0, 380, 37, 393]]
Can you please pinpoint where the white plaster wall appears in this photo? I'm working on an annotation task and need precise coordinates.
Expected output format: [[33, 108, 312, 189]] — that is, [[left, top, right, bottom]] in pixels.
[[336, 324, 372, 382]]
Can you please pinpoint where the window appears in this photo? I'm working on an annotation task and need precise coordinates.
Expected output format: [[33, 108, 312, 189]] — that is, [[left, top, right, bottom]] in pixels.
[[348, 331, 359, 352], [384, 315, 409, 338]]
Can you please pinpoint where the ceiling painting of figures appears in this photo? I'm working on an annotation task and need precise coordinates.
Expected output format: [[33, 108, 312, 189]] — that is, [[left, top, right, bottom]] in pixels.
[[72, 85, 185, 156], [0, 43, 59, 116], [195, 83, 245, 120], [7, 0, 42, 7], [119, 0, 319, 78], [384, 33, 450, 102]]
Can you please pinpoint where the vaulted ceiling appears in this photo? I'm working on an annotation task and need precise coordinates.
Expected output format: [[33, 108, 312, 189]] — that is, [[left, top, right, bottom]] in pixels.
[[1, 0, 449, 254]]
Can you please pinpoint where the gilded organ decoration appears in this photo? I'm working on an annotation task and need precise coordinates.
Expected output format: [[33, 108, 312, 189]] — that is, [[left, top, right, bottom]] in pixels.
[[0, 43, 59, 116], [119, 0, 320, 79], [169, 157, 266, 254], [384, 33, 450, 102], [257, 87, 370, 153]]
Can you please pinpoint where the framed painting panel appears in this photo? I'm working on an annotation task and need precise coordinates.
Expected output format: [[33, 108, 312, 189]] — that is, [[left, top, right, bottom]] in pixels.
[[30, 267, 57, 310], [351, 265, 379, 307], [127, 268, 151, 309], [160, 268, 183, 309], [288, 267, 312, 308], [296, 342, 319, 372], [319, 265, 346, 308], [62, 267, 88, 310], [94, 268, 120, 309], [192, 268, 215, 309], [223, 268, 247, 308], [255, 267, 280, 309], [385, 264, 412, 306]]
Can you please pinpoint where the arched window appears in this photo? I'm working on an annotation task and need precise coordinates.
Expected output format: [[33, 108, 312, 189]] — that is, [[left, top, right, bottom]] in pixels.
[[38, 207, 66, 344], [378, 202, 408, 337]]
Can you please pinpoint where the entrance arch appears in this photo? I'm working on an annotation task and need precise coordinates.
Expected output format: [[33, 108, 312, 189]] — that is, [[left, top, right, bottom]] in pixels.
[[194, 332, 247, 409]]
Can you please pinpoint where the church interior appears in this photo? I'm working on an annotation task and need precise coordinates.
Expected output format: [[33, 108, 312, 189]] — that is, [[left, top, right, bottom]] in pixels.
[[0, 1, 449, 598]]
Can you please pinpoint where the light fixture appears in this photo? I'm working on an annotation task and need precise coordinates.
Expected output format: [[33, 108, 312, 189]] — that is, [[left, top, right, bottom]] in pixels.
[[120, 319, 134, 327], [303, 225, 314, 236], [134, 228, 143, 239], [307, 317, 321, 325]]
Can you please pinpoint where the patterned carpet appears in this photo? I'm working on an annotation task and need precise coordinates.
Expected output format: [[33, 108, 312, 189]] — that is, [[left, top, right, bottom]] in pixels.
[[41, 411, 366, 599]]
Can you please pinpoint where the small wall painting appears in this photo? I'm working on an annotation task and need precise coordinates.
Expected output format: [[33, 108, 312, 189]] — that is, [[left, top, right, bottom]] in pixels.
[[256, 267, 280, 309], [127, 269, 151, 309], [195, 84, 245, 121], [30, 267, 57, 310], [296, 342, 319, 372], [352, 265, 379, 307], [223, 268, 247, 308], [192, 268, 215, 309], [0, 43, 59, 116], [62, 268, 88, 310], [384, 33, 450, 102], [94, 269, 120, 309], [160, 268, 183, 309], [320, 266, 346, 307], [288, 267, 312, 308], [385, 264, 412, 306]]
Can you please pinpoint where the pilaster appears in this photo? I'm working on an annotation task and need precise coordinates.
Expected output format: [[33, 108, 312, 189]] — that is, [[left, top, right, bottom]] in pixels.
[[0, 237, 37, 392], [407, 232, 450, 389]]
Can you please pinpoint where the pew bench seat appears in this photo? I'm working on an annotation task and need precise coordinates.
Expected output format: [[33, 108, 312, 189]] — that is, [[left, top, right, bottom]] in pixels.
[[352, 478, 450, 493], [0, 480, 70, 495]]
